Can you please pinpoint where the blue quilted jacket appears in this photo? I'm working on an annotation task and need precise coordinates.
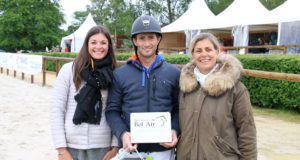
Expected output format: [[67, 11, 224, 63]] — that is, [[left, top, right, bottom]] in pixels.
[[105, 54, 180, 152]]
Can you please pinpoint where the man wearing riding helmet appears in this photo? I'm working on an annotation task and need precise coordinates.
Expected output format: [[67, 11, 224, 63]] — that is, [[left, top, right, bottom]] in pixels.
[[105, 15, 180, 159]]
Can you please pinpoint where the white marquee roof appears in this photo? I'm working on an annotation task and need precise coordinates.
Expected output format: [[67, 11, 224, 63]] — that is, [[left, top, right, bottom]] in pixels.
[[162, 0, 300, 32], [60, 13, 97, 52], [162, 0, 216, 32]]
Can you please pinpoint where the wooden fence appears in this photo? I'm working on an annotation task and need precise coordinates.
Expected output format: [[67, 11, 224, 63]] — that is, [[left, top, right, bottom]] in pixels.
[[1, 56, 299, 86], [0, 67, 34, 83]]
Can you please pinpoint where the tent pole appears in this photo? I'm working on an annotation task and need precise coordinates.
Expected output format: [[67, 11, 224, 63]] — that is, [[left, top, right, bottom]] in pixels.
[[277, 23, 281, 45], [189, 30, 191, 46], [73, 29, 76, 52]]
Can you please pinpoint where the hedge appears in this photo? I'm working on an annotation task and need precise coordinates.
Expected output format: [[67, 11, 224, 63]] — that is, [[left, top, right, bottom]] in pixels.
[[236, 55, 300, 111], [25, 52, 300, 111]]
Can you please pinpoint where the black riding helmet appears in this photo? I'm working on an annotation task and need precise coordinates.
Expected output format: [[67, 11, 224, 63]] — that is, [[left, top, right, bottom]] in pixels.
[[131, 15, 162, 55]]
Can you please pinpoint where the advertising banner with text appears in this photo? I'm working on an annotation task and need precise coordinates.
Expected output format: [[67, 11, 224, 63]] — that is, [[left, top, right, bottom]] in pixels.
[[0, 53, 42, 75]]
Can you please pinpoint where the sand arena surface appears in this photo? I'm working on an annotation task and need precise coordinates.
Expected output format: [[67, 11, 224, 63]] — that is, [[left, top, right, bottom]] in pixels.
[[0, 72, 300, 160]]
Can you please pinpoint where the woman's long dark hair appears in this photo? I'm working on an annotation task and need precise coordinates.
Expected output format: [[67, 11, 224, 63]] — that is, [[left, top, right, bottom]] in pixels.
[[73, 25, 117, 91]]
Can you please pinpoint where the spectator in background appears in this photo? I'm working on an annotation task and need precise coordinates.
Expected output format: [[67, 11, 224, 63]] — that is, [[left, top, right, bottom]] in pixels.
[[268, 40, 273, 45], [258, 38, 266, 53], [68, 44, 71, 52], [264, 41, 269, 54], [219, 39, 226, 54], [64, 44, 69, 52], [270, 33, 277, 45]]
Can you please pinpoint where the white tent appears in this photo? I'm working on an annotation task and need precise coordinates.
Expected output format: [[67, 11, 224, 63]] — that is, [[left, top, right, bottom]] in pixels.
[[264, 0, 300, 24], [215, 0, 300, 30], [162, 0, 300, 32], [60, 13, 97, 53], [161, 0, 216, 33], [215, 0, 270, 28], [161, 0, 300, 54]]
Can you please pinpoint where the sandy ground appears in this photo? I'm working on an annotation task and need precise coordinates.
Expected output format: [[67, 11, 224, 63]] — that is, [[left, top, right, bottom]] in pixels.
[[0, 72, 56, 160], [0, 71, 300, 160]]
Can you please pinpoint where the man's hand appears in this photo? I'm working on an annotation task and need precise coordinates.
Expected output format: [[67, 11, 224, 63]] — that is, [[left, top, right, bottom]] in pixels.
[[122, 132, 137, 152], [160, 130, 178, 148], [57, 147, 73, 160]]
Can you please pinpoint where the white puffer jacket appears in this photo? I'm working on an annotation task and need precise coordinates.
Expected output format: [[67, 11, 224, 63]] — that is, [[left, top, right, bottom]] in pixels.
[[50, 62, 118, 149]]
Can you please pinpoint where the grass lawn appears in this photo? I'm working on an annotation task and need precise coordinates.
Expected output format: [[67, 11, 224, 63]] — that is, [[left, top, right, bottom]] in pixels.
[[253, 106, 300, 124]]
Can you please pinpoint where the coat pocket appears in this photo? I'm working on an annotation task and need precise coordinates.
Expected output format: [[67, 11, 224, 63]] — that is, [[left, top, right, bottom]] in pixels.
[[213, 135, 241, 156]]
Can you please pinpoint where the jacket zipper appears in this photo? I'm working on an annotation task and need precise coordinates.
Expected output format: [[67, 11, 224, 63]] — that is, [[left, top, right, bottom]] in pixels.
[[152, 75, 156, 98], [147, 73, 150, 112]]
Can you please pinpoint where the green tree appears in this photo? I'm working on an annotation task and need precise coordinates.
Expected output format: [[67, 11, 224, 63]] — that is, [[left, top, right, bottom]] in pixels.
[[136, 0, 192, 24], [164, 0, 192, 23], [259, 0, 287, 10], [88, 0, 135, 37], [88, 0, 109, 25], [205, 0, 287, 15], [65, 11, 89, 35], [103, 0, 135, 37], [0, 0, 65, 52], [205, 0, 234, 15]]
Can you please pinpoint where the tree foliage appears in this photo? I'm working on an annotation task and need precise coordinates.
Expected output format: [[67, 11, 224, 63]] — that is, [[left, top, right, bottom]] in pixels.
[[0, 0, 65, 52], [78, 0, 192, 37], [102, 0, 135, 37], [0, 0, 290, 51], [65, 11, 89, 35], [88, 0, 108, 25], [205, 0, 234, 15], [87, 0, 136, 37], [205, 0, 287, 15], [259, 0, 287, 11], [135, 0, 192, 24]]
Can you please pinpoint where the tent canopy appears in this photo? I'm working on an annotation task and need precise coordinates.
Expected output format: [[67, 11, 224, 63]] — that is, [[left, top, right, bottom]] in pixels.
[[162, 0, 300, 32], [60, 13, 97, 52], [162, 0, 216, 32], [161, 0, 300, 54]]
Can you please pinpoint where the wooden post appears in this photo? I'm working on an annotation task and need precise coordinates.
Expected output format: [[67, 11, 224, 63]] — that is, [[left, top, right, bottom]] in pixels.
[[14, 70, 16, 77], [1, 67, 3, 73], [56, 60, 60, 76], [31, 75, 34, 83], [7, 69, 9, 75], [245, 47, 248, 55], [43, 58, 46, 86], [242, 69, 300, 82], [283, 46, 287, 55], [189, 30, 191, 48], [22, 72, 25, 80]]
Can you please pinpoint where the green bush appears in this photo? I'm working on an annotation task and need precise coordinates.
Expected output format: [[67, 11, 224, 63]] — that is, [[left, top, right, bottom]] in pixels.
[[236, 55, 300, 111], [26, 52, 300, 111], [116, 53, 134, 61]]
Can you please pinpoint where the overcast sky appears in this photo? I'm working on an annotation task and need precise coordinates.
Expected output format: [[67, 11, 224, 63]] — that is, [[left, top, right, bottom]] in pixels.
[[60, 0, 91, 30]]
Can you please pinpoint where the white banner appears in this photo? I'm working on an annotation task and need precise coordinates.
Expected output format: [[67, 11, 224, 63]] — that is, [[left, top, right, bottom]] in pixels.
[[0, 52, 43, 75]]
